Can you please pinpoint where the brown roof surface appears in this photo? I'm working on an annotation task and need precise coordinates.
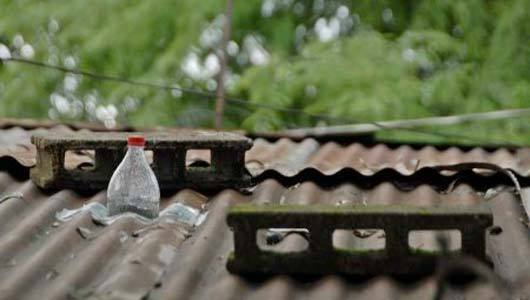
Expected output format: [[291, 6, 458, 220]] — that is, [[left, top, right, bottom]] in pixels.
[[0, 119, 529, 299], [3, 125, 530, 186]]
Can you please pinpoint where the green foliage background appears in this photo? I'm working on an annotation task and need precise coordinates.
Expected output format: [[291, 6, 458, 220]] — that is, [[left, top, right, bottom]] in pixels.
[[0, 0, 528, 144]]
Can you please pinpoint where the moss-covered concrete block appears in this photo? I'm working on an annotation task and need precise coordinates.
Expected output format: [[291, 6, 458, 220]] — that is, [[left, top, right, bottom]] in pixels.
[[227, 204, 493, 276], [30, 131, 252, 191]]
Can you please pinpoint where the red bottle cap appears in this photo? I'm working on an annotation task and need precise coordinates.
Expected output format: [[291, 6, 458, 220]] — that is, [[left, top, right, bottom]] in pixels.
[[127, 135, 146, 147]]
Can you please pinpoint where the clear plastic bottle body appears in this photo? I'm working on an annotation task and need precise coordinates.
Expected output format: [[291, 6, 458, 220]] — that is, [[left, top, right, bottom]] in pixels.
[[107, 144, 160, 218]]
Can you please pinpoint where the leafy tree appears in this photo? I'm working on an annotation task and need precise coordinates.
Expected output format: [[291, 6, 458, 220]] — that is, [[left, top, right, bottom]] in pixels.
[[0, 0, 528, 144]]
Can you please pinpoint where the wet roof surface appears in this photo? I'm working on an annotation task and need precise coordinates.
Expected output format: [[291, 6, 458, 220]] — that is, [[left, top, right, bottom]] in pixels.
[[0, 119, 529, 299]]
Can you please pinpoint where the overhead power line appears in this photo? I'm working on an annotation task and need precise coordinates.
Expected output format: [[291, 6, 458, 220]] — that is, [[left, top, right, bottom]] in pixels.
[[282, 108, 530, 136], [2, 56, 527, 145], [2, 57, 347, 123]]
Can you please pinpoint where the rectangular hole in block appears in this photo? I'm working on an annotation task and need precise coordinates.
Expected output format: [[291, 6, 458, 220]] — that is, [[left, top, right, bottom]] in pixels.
[[186, 149, 211, 169], [64, 150, 95, 171], [257, 228, 309, 253], [144, 150, 153, 166], [408, 230, 461, 253], [333, 229, 386, 251]]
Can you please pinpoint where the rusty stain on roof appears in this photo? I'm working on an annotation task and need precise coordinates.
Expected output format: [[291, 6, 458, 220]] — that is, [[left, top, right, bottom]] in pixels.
[[0, 119, 530, 299]]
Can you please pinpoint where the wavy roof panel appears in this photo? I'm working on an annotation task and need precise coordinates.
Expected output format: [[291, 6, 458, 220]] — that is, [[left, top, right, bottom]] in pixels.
[[0, 119, 529, 299]]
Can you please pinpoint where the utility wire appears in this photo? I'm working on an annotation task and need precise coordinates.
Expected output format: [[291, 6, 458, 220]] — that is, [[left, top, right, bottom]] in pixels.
[[1, 56, 524, 145], [2, 57, 347, 123], [282, 108, 530, 145], [284, 108, 530, 135]]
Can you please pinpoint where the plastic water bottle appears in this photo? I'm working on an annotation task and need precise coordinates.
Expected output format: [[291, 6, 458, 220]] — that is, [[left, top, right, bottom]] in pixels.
[[107, 135, 160, 218]]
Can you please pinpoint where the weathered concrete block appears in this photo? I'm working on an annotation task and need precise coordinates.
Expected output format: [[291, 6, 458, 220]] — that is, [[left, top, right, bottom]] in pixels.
[[227, 204, 493, 276], [30, 131, 253, 191]]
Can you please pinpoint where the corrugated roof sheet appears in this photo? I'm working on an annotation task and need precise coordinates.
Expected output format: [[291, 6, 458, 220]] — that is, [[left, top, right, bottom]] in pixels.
[[0, 119, 529, 299], [3, 125, 530, 188]]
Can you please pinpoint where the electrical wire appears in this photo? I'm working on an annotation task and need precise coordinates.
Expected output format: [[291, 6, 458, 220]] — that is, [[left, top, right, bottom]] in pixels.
[[2, 57, 347, 123], [0, 56, 523, 145]]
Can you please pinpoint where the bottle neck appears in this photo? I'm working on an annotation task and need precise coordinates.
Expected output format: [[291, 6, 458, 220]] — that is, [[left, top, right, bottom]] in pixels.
[[126, 145, 146, 159]]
